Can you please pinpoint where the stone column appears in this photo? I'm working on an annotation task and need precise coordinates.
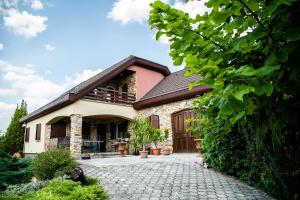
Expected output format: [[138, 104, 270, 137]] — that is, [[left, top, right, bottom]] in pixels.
[[70, 114, 82, 158], [44, 124, 51, 151]]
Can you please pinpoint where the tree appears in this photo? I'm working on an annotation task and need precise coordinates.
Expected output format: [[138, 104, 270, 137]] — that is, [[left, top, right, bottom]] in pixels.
[[149, 0, 300, 199], [2, 100, 28, 155]]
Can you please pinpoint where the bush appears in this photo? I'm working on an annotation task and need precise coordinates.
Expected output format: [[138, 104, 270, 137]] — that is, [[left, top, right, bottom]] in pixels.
[[2, 181, 48, 196], [0, 158, 33, 190], [32, 148, 76, 180], [24, 179, 108, 200]]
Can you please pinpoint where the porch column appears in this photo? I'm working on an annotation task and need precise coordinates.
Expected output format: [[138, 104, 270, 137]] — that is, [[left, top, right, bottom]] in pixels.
[[44, 124, 51, 151], [70, 114, 82, 158]]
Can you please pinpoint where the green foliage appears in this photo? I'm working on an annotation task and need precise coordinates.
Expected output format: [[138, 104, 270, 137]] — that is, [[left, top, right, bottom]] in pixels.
[[2, 180, 48, 196], [0, 179, 108, 200], [32, 148, 76, 180], [129, 117, 152, 151], [149, 0, 300, 199], [0, 158, 33, 190], [0, 100, 27, 156], [150, 128, 169, 148]]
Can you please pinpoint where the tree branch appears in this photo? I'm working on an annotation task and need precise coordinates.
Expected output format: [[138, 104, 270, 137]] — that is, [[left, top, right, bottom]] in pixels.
[[236, 0, 282, 47], [181, 27, 226, 50]]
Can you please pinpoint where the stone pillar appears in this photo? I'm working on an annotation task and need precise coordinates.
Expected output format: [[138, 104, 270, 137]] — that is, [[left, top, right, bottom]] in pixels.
[[44, 124, 51, 151], [70, 114, 82, 158]]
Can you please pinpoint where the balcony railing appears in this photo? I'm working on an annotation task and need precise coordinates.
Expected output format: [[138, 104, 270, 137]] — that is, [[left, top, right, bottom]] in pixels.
[[84, 87, 135, 104], [48, 136, 70, 149]]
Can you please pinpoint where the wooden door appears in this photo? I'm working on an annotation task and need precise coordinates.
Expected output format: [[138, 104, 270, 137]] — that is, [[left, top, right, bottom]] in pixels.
[[172, 109, 197, 153], [97, 124, 106, 152]]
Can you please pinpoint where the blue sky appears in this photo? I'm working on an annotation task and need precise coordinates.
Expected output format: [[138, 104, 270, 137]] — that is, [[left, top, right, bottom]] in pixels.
[[0, 0, 207, 131]]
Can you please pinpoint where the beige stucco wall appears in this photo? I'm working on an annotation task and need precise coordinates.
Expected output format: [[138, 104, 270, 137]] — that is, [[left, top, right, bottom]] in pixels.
[[24, 99, 137, 154], [137, 98, 196, 150]]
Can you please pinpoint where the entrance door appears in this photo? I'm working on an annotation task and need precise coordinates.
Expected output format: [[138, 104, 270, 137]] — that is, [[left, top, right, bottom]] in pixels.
[[97, 124, 106, 152], [172, 109, 197, 153]]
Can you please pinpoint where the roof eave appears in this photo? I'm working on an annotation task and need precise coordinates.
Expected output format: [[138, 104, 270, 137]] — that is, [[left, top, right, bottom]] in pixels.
[[133, 86, 212, 110]]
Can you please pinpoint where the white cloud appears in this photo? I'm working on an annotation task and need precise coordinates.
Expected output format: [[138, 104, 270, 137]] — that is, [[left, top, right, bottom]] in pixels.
[[0, 43, 3, 50], [107, 0, 209, 25], [44, 69, 52, 75], [0, 101, 15, 111], [31, 0, 43, 10], [0, 88, 17, 96], [45, 44, 55, 51], [107, 0, 160, 25], [0, 60, 103, 129], [3, 9, 47, 38], [65, 69, 103, 85], [0, 60, 65, 109], [173, 0, 209, 19]]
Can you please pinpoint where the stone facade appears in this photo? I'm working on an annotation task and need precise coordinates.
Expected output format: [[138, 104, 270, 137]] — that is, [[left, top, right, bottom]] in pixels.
[[137, 98, 196, 151], [70, 114, 82, 157], [44, 124, 51, 150]]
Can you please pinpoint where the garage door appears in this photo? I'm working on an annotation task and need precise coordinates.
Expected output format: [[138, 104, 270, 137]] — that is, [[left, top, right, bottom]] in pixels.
[[172, 109, 197, 153]]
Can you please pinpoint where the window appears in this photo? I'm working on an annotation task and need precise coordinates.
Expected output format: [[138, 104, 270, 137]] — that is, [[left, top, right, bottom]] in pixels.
[[115, 122, 127, 139], [35, 123, 41, 140], [25, 127, 30, 142], [50, 121, 66, 138], [149, 115, 160, 129]]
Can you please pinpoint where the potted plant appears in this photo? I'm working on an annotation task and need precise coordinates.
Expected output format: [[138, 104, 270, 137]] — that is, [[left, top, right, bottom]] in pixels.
[[129, 117, 152, 158], [150, 128, 169, 155]]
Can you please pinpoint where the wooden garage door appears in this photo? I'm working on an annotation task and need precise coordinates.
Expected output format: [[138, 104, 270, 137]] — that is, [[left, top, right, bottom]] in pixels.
[[172, 109, 197, 153]]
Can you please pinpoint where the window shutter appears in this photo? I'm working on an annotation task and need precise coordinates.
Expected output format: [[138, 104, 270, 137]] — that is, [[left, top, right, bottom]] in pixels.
[[25, 127, 30, 142], [149, 115, 160, 129], [35, 124, 41, 140]]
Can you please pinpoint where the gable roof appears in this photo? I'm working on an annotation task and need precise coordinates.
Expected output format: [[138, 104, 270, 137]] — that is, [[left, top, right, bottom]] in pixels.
[[133, 70, 211, 109], [20, 55, 170, 123]]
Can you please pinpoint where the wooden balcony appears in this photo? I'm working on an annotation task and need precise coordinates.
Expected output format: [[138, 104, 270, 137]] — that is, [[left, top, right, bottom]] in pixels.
[[84, 87, 136, 104]]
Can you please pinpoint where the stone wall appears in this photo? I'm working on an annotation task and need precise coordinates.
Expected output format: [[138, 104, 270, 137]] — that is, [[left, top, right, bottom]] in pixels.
[[70, 114, 82, 158], [137, 98, 196, 151], [44, 124, 51, 151]]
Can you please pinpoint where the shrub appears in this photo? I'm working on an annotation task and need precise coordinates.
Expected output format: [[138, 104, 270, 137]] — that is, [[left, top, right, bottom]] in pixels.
[[0, 158, 33, 190], [32, 148, 76, 180], [24, 179, 108, 200], [3, 180, 48, 196]]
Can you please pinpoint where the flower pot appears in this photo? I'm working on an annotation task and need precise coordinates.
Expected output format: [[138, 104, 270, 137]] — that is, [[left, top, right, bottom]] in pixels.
[[124, 148, 129, 155], [162, 149, 171, 156], [117, 142, 126, 151], [194, 138, 202, 150], [152, 148, 161, 155], [13, 152, 22, 158], [140, 150, 148, 158]]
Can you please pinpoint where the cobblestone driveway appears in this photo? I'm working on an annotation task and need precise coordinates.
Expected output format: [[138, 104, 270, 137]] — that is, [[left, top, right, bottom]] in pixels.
[[79, 154, 272, 200]]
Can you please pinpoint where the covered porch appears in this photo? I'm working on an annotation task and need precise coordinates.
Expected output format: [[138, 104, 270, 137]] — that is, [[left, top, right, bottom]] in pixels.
[[46, 114, 131, 157]]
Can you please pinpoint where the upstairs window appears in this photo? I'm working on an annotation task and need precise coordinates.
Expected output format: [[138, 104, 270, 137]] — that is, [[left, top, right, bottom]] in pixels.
[[25, 127, 30, 142], [35, 123, 41, 141], [149, 115, 160, 129]]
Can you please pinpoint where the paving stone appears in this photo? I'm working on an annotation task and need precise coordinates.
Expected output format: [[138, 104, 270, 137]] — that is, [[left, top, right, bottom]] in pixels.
[[79, 154, 273, 200]]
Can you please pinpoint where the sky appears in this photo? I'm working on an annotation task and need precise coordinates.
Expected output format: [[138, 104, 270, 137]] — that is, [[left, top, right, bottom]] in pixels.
[[0, 0, 208, 132]]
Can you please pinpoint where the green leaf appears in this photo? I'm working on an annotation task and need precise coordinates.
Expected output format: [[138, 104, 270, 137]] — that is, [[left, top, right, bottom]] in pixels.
[[234, 66, 257, 76], [173, 57, 183, 66], [155, 31, 165, 40], [234, 85, 255, 101], [254, 83, 274, 96], [229, 111, 245, 124], [256, 65, 280, 77]]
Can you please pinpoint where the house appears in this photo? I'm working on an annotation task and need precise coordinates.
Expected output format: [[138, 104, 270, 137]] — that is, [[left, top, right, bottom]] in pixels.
[[20, 56, 210, 158]]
